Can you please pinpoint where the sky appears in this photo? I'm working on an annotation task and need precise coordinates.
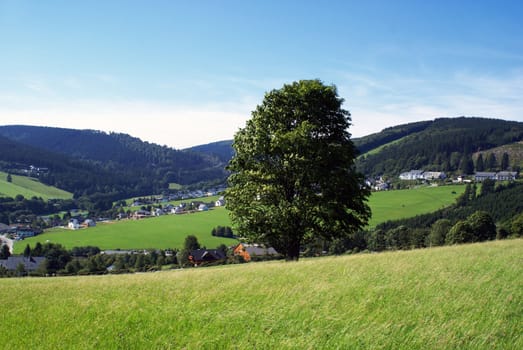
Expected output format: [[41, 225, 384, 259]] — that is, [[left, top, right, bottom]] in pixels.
[[1, 0, 522, 149]]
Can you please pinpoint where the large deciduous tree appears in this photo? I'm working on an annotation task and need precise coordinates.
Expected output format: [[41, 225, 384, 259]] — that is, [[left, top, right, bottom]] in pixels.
[[225, 80, 370, 260]]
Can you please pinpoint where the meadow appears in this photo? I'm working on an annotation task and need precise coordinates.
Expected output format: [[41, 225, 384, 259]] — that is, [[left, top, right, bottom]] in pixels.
[[13, 185, 465, 252], [14, 207, 236, 253], [2, 239, 521, 349], [0, 171, 72, 200], [366, 184, 464, 227]]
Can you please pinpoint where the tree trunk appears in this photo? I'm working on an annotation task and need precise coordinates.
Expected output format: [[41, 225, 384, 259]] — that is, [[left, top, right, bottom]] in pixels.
[[285, 239, 301, 261]]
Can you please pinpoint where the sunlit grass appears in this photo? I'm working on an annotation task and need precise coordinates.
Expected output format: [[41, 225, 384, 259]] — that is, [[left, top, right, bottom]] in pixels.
[[2, 239, 521, 349], [0, 171, 72, 200]]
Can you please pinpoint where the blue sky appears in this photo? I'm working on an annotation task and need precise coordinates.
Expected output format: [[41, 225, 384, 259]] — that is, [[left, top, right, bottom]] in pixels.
[[1, 0, 522, 148]]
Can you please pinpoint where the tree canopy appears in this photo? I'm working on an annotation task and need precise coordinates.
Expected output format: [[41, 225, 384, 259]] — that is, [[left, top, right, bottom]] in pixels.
[[225, 80, 370, 260]]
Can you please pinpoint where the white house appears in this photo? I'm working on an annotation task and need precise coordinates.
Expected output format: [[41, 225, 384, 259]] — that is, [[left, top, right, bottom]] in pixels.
[[198, 204, 209, 211], [171, 207, 184, 214], [399, 170, 424, 180], [215, 196, 225, 207], [496, 171, 518, 181], [68, 219, 80, 230], [423, 171, 446, 180], [474, 172, 497, 182]]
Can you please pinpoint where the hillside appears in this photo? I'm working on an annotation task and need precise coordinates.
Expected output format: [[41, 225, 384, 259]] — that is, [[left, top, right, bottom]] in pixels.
[[355, 117, 523, 177], [0, 171, 72, 200], [187, 140, 234, 164], [0, 125, 229, 199], [183, 117, 523, 178], [2, 239, 521, 349]]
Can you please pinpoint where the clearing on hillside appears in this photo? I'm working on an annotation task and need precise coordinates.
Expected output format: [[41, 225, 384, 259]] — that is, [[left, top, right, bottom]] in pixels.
[[0, 171, 73, 200]]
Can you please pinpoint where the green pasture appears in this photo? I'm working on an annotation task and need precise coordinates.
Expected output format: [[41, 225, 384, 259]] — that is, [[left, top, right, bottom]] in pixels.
[[0, 171, 72, 200], [2, 239, 521, 349], [14, 207, 235, 253], [14, 185, 465, 251], [367, 184, 465, 227]]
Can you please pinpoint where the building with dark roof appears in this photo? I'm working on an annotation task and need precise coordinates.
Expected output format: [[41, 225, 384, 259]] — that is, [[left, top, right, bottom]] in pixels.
[[189, 249, 226, 266], [0, 256, 45, 271]]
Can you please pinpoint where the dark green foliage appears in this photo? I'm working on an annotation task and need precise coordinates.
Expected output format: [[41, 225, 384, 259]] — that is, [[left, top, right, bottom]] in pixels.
[[468, 211, 497, 241], [501, 152, 510, 170], [211, 226, 234, 238], [183, 235, 201, 251], [511, 213, 523, 237], [479, 179, 495, 197], [6, 173, 12, 182], [428, 219, 452, 247], [475, 154, 484, 171], [356, 117, 523, 177], [0, 244, 11, 259], [459, 155, 474, 175], [226, 80, 370, 260], [70, 246, 101, 257], [366, 229, 387, 252], [486, 153, 497, 171], [446, 220, 475, 244], [23, 244, 31, 258]]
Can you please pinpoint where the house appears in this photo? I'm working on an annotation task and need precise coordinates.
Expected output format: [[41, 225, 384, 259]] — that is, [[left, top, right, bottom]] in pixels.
[[153, 208, 164, 217], [171, 207, 184, 214], [399, 170, 424, 180], [374, 182, 389, 191], [189, 249, 226, 266], [132, 210, 151, 220], [83, 219, 96, 227], [474, 172, 497, 182], [215, 196, 226, 207], [0, 256, 45, 271], [496, 171, 518, 181], [233, 243, 279, 262], [68, 219, 80, 230], [198, 204, 209, 211], [423, 171, 446, 180]]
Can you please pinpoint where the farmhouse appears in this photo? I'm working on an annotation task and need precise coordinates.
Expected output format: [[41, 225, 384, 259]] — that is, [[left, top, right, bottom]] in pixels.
[[496, 171, 518, 181], [233, 243, 279, 262], [399, 170, 446, 181], [189, 249, 226, 266], [474, 171, 518, 182], [423, 171, 446, 180], [399, 170, 424, 180]]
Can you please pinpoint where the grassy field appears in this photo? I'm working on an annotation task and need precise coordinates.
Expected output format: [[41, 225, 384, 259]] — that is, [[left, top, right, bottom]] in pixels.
[[2, 239, 521, 349], [0, 171, 72, 200], [366, 184, 465, 227], [14, 207, 236, 253], [13, 186, 464, 252]]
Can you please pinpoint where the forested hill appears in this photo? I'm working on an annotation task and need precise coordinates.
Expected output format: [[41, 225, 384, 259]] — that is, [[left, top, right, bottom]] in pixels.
[[355, 117, 523, 177], [186, 140, 234, 164], [0, 125, 228, 200]]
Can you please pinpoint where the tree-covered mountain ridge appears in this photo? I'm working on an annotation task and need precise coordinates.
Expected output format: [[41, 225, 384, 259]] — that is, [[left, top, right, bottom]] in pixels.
[[0, 125, 228, 201], [1, 117, 522, 200], [354, 117, 523, 177], [189, 117, 523, 177]]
